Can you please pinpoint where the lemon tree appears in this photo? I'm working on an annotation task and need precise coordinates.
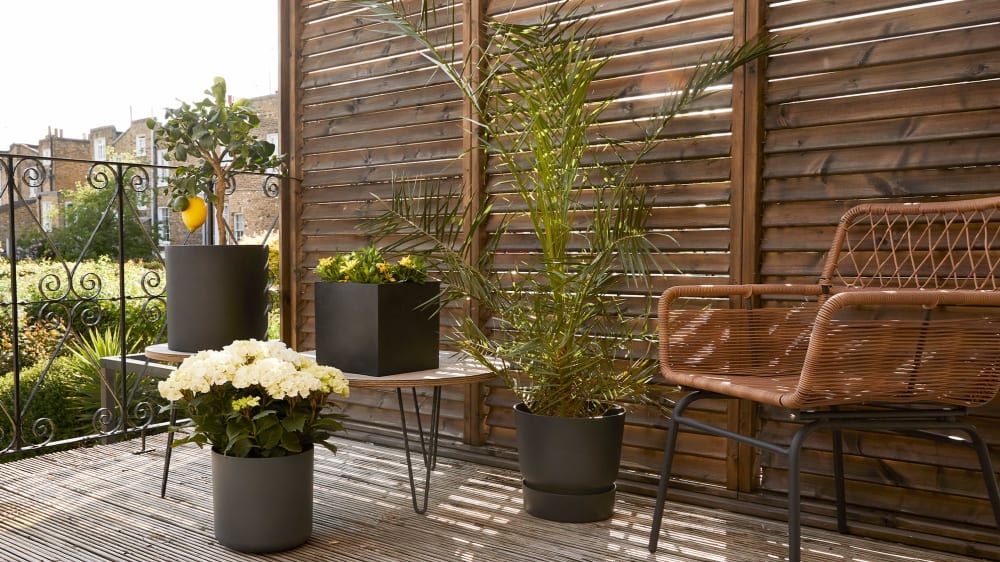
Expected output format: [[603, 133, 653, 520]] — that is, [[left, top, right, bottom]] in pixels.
[[147, 77, 285, 245]]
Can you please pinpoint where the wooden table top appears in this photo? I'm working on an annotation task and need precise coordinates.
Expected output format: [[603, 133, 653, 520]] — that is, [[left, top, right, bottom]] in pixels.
[[144, 343, 195, 363], [144, 345, 496, 388], [300, 350, 496, 388]]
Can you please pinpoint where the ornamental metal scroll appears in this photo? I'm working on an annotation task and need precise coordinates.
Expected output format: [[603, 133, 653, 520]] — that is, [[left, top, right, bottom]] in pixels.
[[0, 153, 283, 457]]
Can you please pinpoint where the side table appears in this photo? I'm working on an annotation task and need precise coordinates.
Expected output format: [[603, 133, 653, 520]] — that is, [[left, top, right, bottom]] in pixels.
[[301, 350, 495, 514], [130, 346, 495, 514]]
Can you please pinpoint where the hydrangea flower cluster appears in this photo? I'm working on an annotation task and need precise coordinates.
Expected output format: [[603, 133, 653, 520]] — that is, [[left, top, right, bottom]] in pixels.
[[159, 339, 348, 401], [158, 339, 350, 458]]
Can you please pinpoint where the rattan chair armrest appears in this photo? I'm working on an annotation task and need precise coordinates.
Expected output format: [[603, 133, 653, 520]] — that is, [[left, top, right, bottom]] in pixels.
[[659, 283, 825, 313], [787, 288, 1000, 409], [817, 288, 1000, 316]]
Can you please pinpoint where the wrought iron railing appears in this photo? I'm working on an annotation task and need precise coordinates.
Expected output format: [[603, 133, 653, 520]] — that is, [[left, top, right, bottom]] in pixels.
[[0, 153, 279, 459]]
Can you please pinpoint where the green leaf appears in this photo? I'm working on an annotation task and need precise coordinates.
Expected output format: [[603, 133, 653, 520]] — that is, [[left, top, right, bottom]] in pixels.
[[211, 76, 227, 103], [252, 408, 278, 421], [280, 431, 303, 453], [169, 195, 190, 212], [258, 425, 282, 451], [227, 438, 253, 458], [281, 412, 307, 433]]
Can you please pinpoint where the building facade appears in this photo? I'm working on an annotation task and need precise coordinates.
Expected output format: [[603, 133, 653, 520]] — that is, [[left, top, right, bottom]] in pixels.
[[1, 92, 280, 256], [1, 131, 91, 256]]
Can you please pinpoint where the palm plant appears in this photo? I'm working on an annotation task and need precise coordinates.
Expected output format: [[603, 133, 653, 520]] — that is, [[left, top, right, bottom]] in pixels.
[[64, 325, 151, 431], [358, 1, 781, 417]]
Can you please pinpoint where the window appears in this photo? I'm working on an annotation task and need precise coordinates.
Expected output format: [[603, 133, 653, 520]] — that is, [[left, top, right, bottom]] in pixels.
[[41, 148, 52, 190], [135, 135, 147, 157], [232, 212, 246, 243], [135, 188, 149, 211], [264, 133, 281, 174], [41, 198, 54, 232], [157, 206, 170, 244], [26, 166, 39, 198], [94, 137, 106, 160], [156, 149, 169, 186]]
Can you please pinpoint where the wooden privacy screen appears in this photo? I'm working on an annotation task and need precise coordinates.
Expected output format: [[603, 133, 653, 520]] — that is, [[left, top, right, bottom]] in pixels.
[[283, 0, 1000, 555]]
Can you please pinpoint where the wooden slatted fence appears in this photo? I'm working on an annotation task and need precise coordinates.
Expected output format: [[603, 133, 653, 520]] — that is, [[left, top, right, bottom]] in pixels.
[[282, 1, 1000, 557]]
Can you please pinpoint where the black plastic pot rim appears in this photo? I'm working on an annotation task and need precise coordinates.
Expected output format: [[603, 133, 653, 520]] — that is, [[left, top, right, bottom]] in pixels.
[[514, 402, 625, 419]]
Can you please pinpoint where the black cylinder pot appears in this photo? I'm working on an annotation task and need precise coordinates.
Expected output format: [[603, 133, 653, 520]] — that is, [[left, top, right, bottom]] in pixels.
[[514, 402, 626, 523], [165, 245, 269, 352]]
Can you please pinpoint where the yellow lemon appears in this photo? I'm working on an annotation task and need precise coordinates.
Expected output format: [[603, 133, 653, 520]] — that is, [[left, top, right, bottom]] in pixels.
[[181, 196, 207, 232]]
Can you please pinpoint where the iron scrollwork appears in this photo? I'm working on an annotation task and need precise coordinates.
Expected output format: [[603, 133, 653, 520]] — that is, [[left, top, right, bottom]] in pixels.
[[0, 153, 280, 458]]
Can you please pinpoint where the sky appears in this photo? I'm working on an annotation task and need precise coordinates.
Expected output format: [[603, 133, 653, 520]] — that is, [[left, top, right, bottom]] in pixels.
[[0, 0, 280, 149]]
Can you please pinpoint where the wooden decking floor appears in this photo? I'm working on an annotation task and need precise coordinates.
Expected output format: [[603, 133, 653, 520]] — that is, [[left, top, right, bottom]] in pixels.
[[0, 433, 989, 562]]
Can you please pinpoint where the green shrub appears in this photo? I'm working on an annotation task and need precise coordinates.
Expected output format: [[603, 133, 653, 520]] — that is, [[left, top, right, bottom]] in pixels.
[[0, 317, 66, 373], [0, 257, 164, 357], [0, 357, 82, 446]]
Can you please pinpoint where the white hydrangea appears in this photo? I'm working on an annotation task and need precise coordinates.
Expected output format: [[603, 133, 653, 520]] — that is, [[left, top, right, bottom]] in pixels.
[[157, 339, 349, 401]]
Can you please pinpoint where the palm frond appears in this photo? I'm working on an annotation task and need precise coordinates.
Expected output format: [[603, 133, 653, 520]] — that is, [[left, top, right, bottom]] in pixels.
[[351, 0, 785, 417]]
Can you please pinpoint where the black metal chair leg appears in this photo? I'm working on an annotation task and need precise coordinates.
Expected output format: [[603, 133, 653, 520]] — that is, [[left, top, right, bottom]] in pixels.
[[649, 392, 699, 553], [787, 426, 812, 562], [647, 420, 679, 552], [963, 426, 1000, 529], [832, 428, 848, 533]]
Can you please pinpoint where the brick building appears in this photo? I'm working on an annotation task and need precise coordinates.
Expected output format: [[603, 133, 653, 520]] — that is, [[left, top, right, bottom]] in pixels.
[[0, 131, 91, 256], [1, 92, 280, 255]]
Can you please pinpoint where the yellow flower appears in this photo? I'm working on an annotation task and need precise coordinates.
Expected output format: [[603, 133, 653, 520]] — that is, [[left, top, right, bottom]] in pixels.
[[231, 395, 261, 411], [398, 256, 415, 269], [376, 262, 396, 282]]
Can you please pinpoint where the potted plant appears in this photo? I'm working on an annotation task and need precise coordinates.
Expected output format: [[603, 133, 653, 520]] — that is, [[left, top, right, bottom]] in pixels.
[[147, 77, 285, 352], [355, 1, 782, 521], [314, 246, 438, 376], [158, 339, 349, 552]]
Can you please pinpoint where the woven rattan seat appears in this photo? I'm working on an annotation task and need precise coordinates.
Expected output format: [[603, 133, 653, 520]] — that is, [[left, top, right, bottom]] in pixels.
[[649, 196, 1000, 562]]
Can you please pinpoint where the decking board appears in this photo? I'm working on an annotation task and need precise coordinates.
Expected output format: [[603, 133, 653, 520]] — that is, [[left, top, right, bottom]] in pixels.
[[0, 434, 988, 562]]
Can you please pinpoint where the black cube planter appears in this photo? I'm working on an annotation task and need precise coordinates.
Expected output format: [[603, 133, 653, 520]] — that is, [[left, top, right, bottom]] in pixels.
[[166, 245, 269, 353], [515, 402, 626, 523], [314, 281, 440, 376]]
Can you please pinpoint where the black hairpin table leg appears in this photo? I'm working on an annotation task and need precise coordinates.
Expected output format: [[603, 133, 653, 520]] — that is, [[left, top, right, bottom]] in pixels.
[[395, 386, 443, 514]]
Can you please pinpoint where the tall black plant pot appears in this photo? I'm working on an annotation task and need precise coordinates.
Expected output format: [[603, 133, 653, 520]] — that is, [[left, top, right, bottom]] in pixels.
[[515, 402, 626, 523], [166, 245, 269, 352], [314, 281, 440, 376]]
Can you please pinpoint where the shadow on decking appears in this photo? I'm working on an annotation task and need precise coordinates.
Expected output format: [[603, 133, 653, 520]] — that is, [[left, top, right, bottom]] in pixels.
[[0, 434, 987, 562]]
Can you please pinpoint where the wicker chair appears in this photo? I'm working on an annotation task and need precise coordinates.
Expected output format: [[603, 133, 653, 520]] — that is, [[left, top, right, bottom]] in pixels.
[[648, 196, 1000, 561]]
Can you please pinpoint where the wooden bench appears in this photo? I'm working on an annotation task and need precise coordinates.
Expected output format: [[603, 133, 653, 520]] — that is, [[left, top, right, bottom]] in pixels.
[[648, 196, 1000, 561]]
